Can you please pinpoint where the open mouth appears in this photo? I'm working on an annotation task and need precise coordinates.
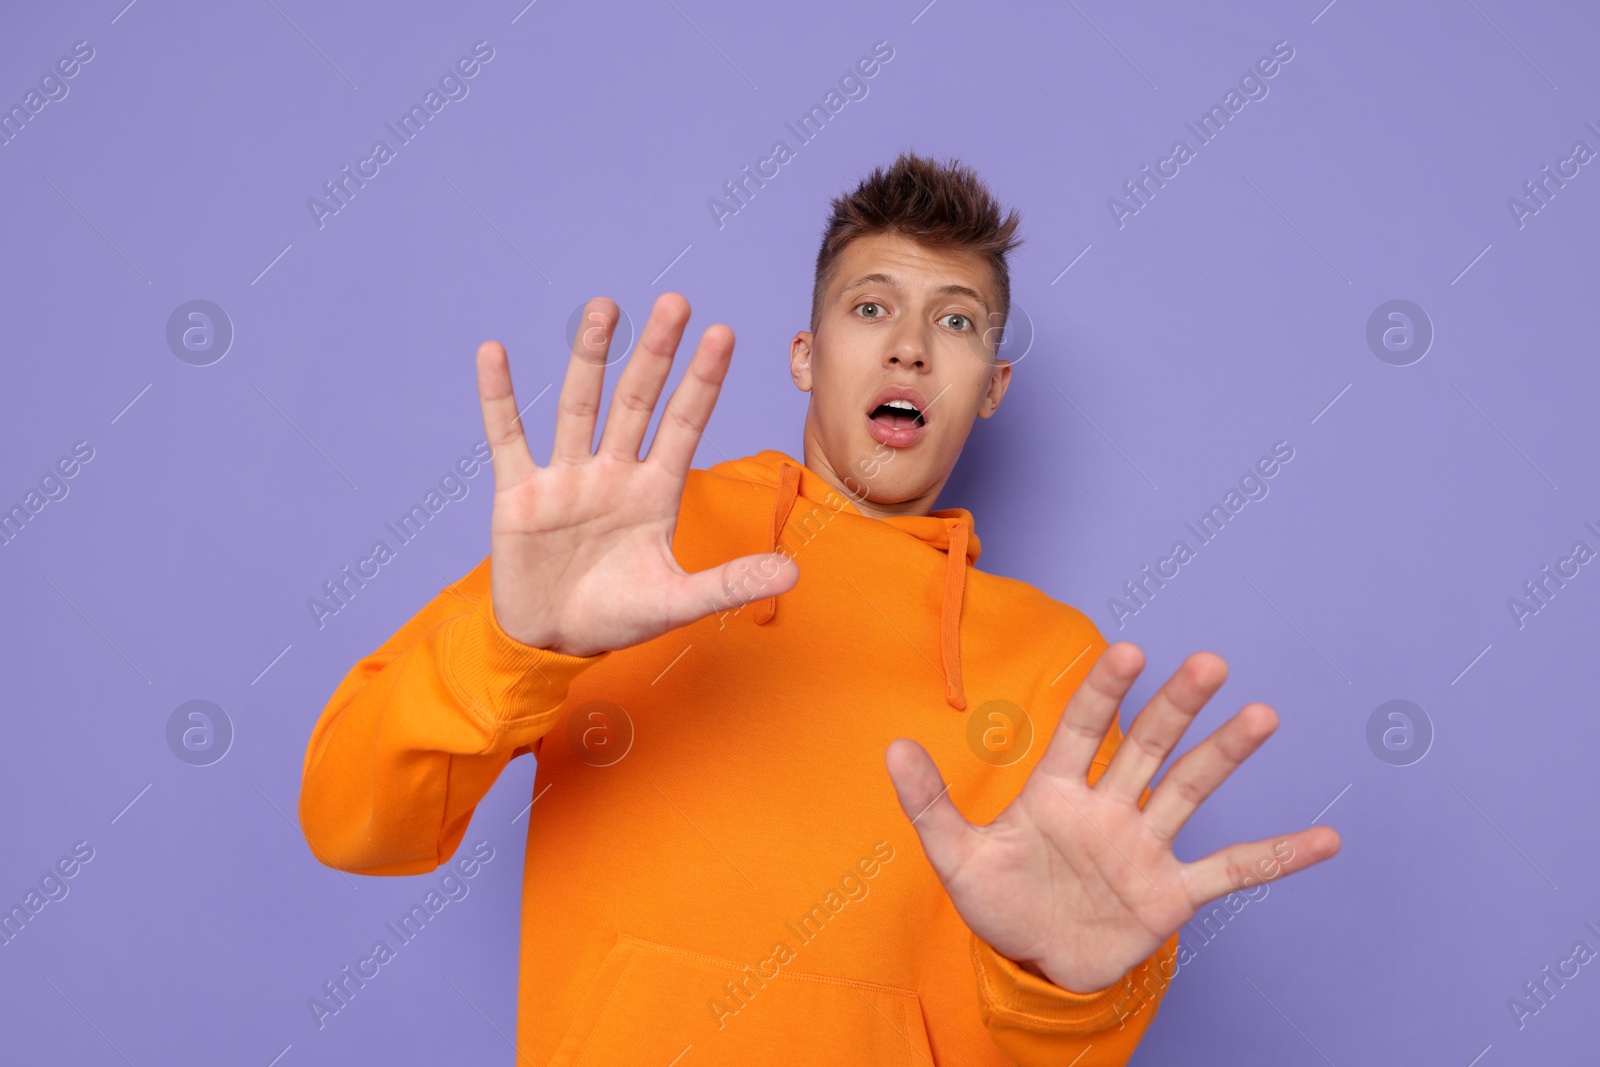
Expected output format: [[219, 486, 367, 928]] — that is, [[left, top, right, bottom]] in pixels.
[[864, 389, 930, 447], [868, 398, 926, 431]]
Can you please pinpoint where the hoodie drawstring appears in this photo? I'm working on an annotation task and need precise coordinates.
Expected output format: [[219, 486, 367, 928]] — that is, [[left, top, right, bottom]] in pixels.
[[753, 461, 802, 626], [757, 460, 968, 711], [940, 519, 968, 712]]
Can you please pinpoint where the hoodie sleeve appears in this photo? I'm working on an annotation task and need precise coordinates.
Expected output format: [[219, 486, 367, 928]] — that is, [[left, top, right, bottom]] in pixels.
[[970, 921, 1179, 1064], [297, 554, 608, 876]]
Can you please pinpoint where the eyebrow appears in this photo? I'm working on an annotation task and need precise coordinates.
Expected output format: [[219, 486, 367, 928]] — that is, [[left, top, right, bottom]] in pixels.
[[838, 272, 992, 318]]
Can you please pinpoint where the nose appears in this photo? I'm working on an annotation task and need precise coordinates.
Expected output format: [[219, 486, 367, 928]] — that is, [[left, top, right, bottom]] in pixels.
[[884, 320, 929, 370]]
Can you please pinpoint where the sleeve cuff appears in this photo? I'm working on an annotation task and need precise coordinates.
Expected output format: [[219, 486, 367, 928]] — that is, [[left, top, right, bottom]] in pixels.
[[970, 930, 1180, 1036], [439, 597, 608, 726]]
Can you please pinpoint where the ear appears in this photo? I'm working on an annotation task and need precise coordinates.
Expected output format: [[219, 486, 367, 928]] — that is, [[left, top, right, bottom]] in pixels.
[[789, 332, 814, 392], [978, 359, 1011, 418]]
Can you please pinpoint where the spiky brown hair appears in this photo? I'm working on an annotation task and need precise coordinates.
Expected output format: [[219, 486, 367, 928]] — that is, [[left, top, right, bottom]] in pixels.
[[809, 151, 1023, 347]]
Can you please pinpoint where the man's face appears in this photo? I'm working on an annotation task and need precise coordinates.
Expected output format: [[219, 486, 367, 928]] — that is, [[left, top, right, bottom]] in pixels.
[[789, 231, 1012, 517]]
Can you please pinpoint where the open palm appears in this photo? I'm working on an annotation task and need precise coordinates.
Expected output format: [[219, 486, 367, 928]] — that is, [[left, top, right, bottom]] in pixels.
[[886, 643, 1341, 993], [477, 293, 796, 658]]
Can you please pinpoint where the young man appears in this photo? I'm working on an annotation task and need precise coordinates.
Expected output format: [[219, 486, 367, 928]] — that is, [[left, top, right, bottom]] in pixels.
[[298, 153, 1339, 1064]]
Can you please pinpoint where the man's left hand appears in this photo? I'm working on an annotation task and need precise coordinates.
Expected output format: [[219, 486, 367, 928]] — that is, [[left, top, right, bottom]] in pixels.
[[885, 642, 1341, 993]]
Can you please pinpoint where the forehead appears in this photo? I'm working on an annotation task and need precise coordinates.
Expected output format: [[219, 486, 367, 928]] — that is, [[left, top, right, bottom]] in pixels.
[[829, 232, 996, 316]]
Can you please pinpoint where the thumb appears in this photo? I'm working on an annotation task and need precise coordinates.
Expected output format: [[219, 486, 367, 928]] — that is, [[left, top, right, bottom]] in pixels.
[[678, 551, 799, 620], [885, 738, 976, 880]]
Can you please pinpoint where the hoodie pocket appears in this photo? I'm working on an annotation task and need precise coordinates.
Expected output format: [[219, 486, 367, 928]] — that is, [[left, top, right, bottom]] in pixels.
[[548, 933, 935, 1067]]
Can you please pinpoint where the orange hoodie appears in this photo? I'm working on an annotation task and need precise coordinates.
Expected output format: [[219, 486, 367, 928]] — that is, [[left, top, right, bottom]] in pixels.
[[299, 448, 1179, 1065]]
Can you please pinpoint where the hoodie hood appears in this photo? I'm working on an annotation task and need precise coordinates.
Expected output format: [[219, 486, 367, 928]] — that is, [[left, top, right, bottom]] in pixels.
[[710, 449, 980, 711]]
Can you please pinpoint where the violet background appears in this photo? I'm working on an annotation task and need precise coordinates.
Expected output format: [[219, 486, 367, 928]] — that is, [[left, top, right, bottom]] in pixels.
[[2, 0, 1597, 1063]]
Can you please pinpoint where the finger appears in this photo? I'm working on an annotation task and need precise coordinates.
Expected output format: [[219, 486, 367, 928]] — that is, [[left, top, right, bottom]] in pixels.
[[1095, 652, 1228, 804], [550, 297, 618, 464], [1142, 702, 1278, 842], [670, 551, 799, 628], [884, 738, 980, 881], [476, 340, 538, 487], [1032, 642, 1145, 783], [1181, 825, 1341, 907], [597, 292, 691, 462], [644, 322, 735, 479]]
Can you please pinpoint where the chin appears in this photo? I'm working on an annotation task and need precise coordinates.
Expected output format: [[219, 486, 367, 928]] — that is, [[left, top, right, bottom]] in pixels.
[[840, 440, 938, 504]]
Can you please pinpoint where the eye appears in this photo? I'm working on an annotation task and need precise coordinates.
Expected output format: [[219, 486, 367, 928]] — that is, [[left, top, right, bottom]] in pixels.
[[941, 313, 973, 332], [856, 302, 884, 319]]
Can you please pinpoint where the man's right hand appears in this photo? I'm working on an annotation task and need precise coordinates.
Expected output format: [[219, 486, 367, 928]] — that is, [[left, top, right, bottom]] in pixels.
[[475, 293, 797, 659]]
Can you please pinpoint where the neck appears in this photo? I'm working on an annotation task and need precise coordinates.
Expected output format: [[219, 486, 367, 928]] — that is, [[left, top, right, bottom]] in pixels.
[[798, 420, 945, 519]]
